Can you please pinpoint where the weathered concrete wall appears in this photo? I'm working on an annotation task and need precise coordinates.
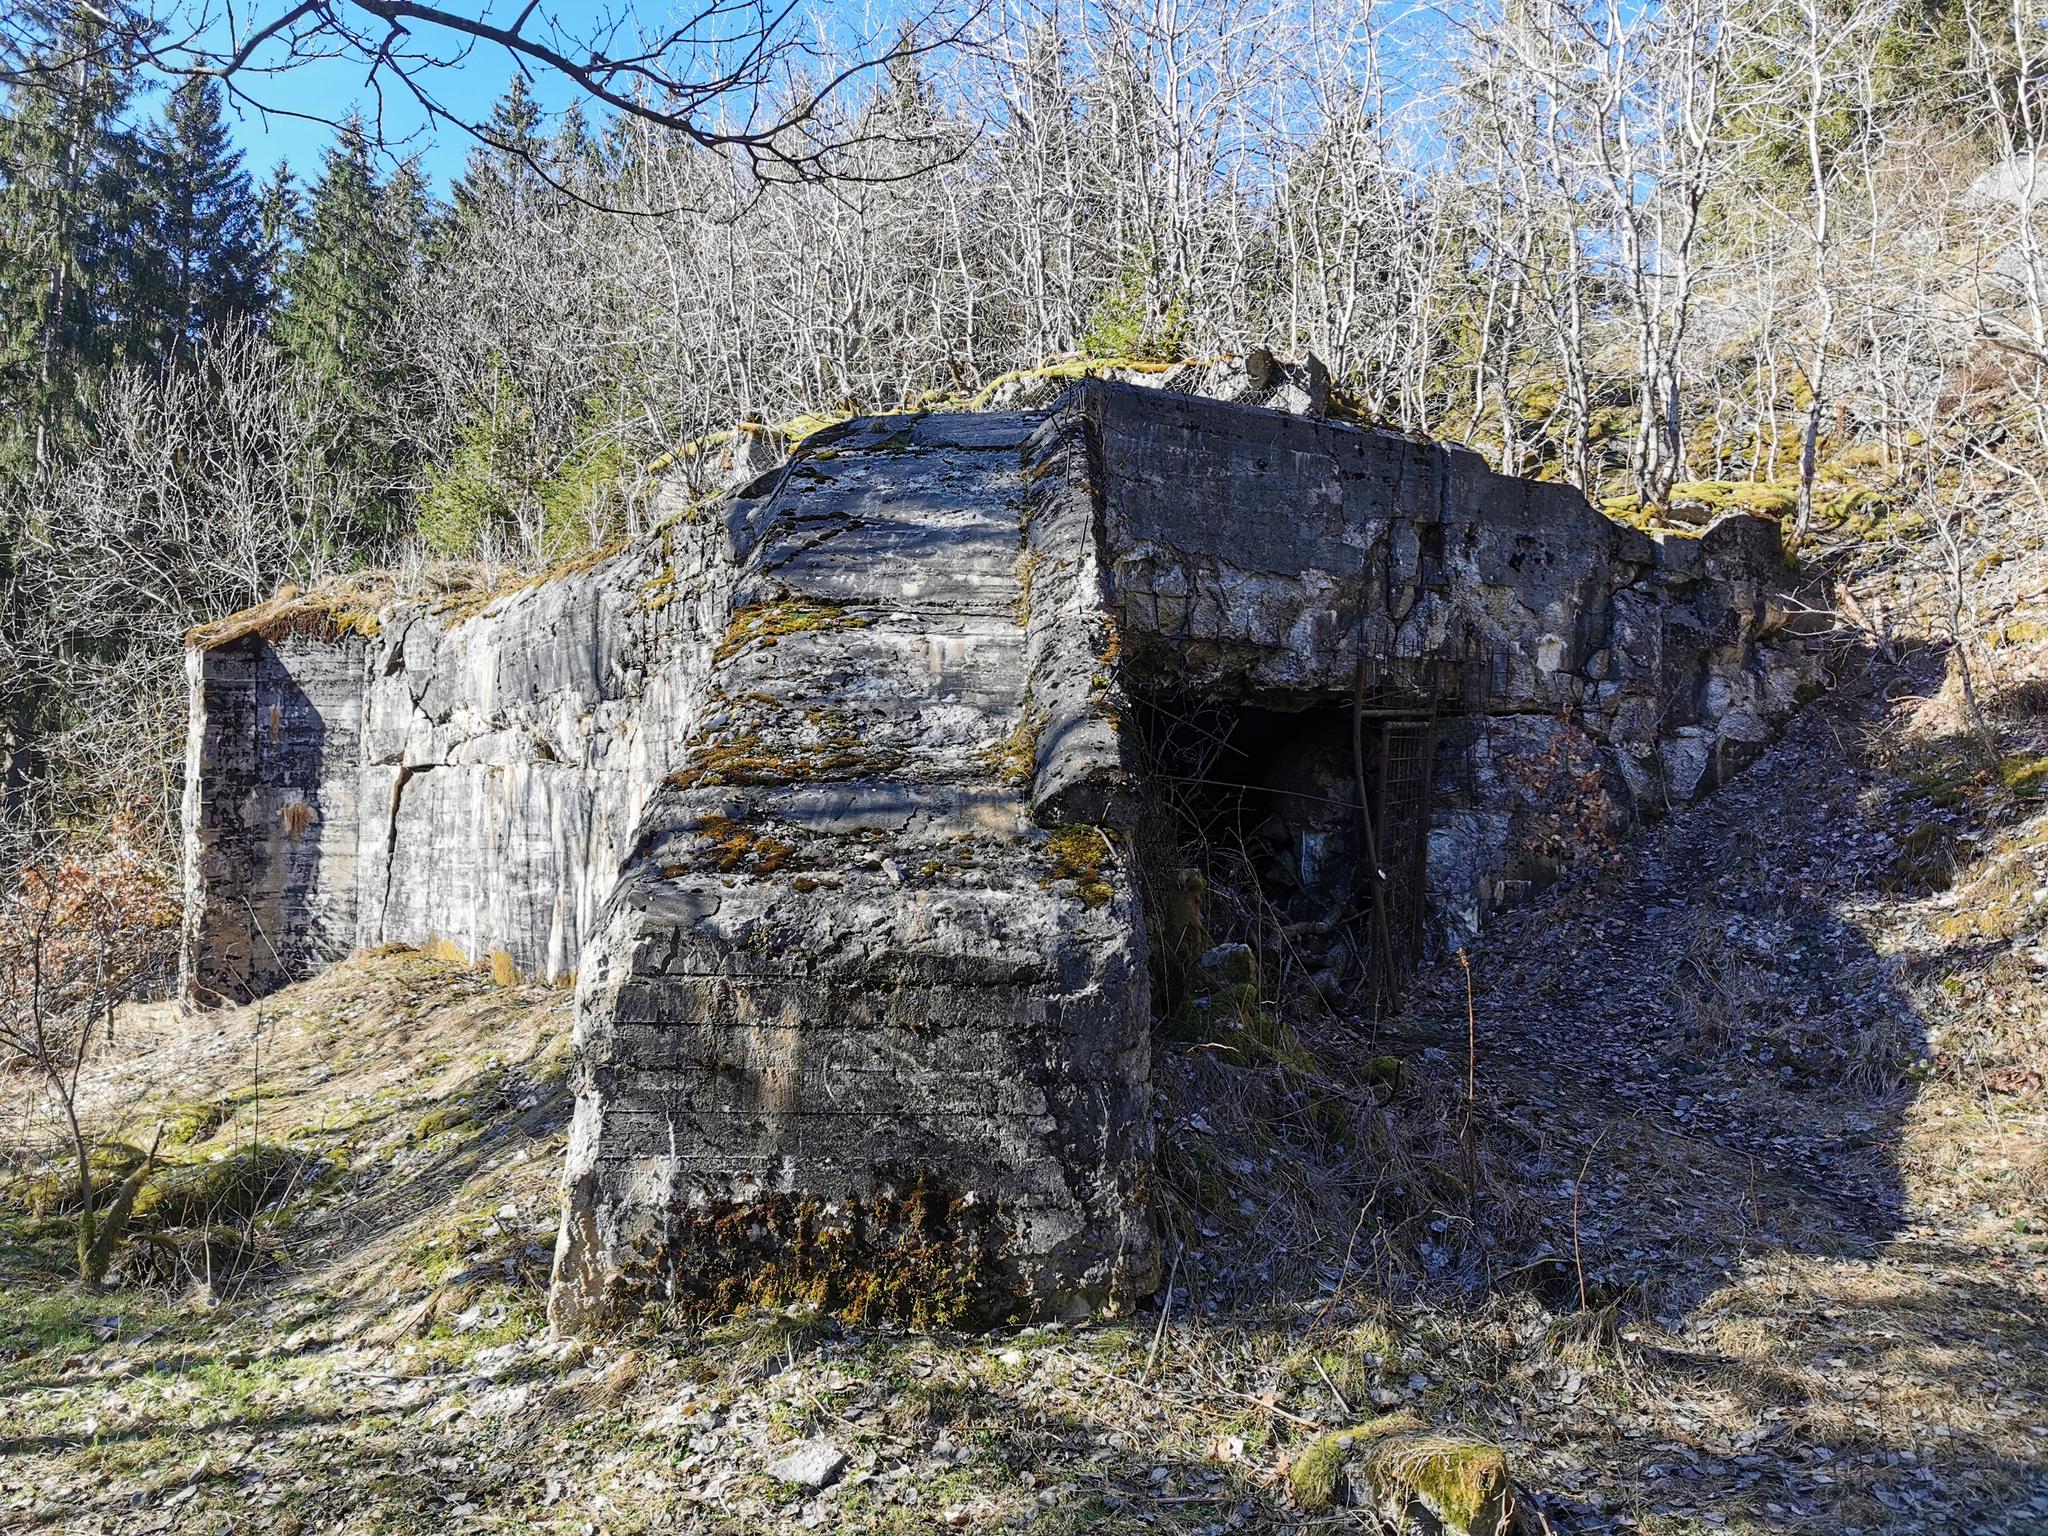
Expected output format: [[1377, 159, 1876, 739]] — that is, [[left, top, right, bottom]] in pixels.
[[182, 373, 1816, 1325], [181, 634, 369, 1001], [180, 503, 734, 1002], [551, 413, 1157, 1329], [1075, 382, 1817, 933]]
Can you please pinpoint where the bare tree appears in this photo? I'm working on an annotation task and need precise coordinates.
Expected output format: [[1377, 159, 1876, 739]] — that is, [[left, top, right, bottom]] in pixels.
[[29, 326, 350, 830], [0, 820, 179, 1287], [1, 0, 980, 194]]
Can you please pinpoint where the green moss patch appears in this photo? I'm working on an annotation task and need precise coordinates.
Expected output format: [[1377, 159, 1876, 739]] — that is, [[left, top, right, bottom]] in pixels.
[[1290, 1416, 1510, 1532], [159, 1098, 235, 1147], [684, 813, 801, 876], [1040, 825, 1116, 908], [627, 1183, 1016, 1330], [1935, 815, 2048, 944], [1668, 479, 1800, 519], [187, 583, 386, 650], [715, 598, 872, 665], [9, 1142, 148, 1217], [133, 1143, 300, 1229], [666, 722, 902, 791], [2000, 753, 2048, 796], [989, 709, 1044, 789]]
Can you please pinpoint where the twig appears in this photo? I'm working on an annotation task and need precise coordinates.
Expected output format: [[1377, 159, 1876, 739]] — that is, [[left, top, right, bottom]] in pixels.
[[1572, 1128, 1609, 1312], [1313, 1357, 1353, 1418], [1510, 1478, 1558, 1536], [1064, 1349, 1323, 1431], [1457, 947, 1477, 1140], [1142, 1241, 1181, 1383]]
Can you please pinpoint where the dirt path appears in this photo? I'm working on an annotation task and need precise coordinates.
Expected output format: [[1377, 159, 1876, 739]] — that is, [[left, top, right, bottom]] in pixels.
[[1402, 667, 2048, 1533]]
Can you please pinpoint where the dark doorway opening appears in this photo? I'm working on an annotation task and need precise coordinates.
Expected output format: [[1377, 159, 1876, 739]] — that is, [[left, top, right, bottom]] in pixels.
[[1131, 684, 1441, 1016]]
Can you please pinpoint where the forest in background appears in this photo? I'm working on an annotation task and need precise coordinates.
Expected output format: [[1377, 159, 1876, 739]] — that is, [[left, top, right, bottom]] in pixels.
[[2, 0, 2045, 859]]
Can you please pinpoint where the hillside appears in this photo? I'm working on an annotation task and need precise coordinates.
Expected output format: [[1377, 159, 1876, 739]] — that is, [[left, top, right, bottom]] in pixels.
[[4, 629, 2044, 1533], [7, 2, 2048, 1531]]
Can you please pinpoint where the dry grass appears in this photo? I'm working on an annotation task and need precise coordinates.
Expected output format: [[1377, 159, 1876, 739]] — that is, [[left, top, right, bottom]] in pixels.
[[2, 946, 572, 1311], [7, 651, 2048, 1532]]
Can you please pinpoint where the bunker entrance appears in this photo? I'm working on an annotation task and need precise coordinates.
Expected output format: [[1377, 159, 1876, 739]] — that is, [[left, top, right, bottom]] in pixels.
[[1134, 660, 1460, 1017]]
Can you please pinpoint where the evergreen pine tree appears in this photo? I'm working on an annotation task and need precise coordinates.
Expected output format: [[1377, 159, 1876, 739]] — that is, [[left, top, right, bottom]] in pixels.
[[140, 78, 267, 356], [0, 4, 148, 475], [450, 76, 547, 230], [275, 120, 430, 534], [0, 4, 161, 818], [253, 161, 301, 315], [552, 100, 599, 181], [275, 120, 387, 387], [380, 157, 434, 258]]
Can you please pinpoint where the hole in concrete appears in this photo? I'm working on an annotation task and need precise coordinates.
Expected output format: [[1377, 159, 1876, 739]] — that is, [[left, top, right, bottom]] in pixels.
[[1133, 684, 1444, 1017], [1135, 692, 1368, 922]]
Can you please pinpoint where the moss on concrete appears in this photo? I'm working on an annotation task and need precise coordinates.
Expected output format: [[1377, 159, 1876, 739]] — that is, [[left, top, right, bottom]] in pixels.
[[665, 716, 903, 792], [627, 1184, 1015, 1330], [686, 813, 801, 876], [989, 708, 1044, 789], [1041, 825, 1115, 908], [187, 583, 388, 650], [714, 598, 873, 665]]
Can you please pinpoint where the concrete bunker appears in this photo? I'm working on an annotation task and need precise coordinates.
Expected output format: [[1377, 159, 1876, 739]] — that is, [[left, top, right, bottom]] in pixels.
[[179, 366, 1820, 1330]]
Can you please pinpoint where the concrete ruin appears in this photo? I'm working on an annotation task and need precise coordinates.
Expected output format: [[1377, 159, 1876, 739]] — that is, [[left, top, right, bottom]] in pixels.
[[181, 366, 1817, 1327]]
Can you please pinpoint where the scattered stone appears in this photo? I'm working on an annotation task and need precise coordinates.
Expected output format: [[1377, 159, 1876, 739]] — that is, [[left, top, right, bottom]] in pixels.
[[765, 1439, 847, 1490]]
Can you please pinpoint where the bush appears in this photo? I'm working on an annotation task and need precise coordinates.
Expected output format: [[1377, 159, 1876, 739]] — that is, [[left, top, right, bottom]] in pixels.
[[1081, 260, 1190, 363]]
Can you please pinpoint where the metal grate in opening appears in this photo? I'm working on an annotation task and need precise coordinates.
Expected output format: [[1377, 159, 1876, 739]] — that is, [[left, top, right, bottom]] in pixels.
[[1372, 716, 1439, 1004], [1348, 637, 1495, 1014]]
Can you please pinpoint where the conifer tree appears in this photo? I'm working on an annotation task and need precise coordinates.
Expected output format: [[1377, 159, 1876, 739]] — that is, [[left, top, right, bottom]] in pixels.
[[253, 161, 301, 315], [450, 75, 547, 230], [274, 121, 429, 533], [0, 6, 154, 821], [552, 101, 599, 181], [0, 5, 147, 476], [140, 79, 267, 357], [275, 121, 388, 387]]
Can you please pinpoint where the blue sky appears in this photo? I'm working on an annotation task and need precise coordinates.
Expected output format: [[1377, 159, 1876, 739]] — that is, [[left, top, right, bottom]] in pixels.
[[217, 47, 584, 193], [200, 3, 916, 196]]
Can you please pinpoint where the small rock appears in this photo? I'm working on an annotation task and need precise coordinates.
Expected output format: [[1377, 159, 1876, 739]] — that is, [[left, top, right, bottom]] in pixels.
[[1196, 942, 1257, 988], [766, 1439, 847, 1490]]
